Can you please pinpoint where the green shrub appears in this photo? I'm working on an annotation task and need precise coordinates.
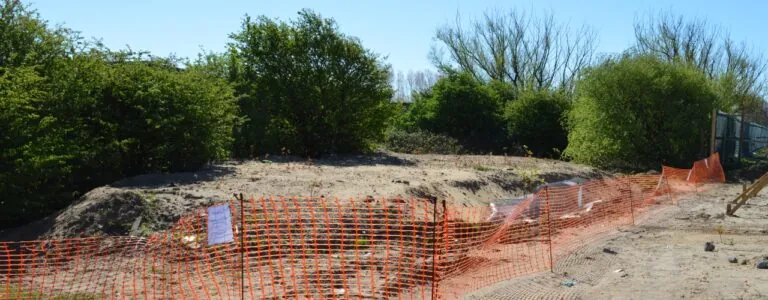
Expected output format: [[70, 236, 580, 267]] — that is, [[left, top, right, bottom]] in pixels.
[[504, 89, 570, 158], [385, 130, 464, 154], [98, 58, 238, 174], [564, 55, 717, 170], [0, 0, 239, 227], [398, 72, 506, 152], [230, 10, 395, 157]]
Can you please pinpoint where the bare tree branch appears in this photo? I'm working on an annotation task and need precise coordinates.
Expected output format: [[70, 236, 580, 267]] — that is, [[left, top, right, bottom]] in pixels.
[[431, 8, 596, 94]]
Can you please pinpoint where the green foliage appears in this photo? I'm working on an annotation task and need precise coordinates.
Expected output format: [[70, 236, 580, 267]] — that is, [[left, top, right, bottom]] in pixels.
[[4, 284, 98, 300], [0, 1, 81, 226], [0, 66, 75, 224], [0, 1, 238, 227], [564, 55, 718, 170], [385, 130, 464, 155], [400, 72, 505, 152], [519, 167, 545, 191], [95, 56, 238, 175], [230, 9, 395, 157], [0, 1, 74, 72], [504, 89, 570, 158]]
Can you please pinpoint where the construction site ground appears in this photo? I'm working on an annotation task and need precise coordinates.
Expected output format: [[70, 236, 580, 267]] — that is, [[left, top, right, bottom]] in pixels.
[[3, 153, 767, 299], [0, 152, 609, 241], [465, 183, 768, 300]]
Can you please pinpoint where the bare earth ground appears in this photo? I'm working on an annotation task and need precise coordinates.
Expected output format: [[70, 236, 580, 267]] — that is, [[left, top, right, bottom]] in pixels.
[[464, 183, 768, 300], [0, 152, 609, 241]]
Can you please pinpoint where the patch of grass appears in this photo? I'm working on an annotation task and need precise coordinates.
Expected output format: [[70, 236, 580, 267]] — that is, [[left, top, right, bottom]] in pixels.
[[519, 167, 545, 191], [3, 285, 99, 300], [473, 165, 493, 172], [137, 223, 153, 236]]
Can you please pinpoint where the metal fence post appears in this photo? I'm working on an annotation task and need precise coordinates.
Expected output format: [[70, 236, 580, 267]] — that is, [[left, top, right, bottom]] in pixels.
[[628, 178, 635, 226], [431, 198, 438, 299], [236, 193, 245, 300], [545, 187, 554, 273]]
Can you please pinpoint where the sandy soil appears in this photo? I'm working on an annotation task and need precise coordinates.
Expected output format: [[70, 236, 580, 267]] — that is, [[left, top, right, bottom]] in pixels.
[[465, 183, 768, 300], [0, 152, 609, 241]]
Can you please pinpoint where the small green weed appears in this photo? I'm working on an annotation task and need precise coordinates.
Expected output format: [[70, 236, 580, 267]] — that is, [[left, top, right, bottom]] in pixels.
[[4, 285, 98, 300], [473, 165, 492, 172]]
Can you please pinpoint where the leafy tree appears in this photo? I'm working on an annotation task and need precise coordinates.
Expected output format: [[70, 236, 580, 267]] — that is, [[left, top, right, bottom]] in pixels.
[[564, 55, 718, 170], [505, 89, 570, 157], [97, 55, 238, 175], [402, 72, 505, 151], [0, 0, 80, 226], [0, 0, 73, 72], [0, 1, 239, 227], [0, 66, 75, 225], [230, 9, 395, 157]]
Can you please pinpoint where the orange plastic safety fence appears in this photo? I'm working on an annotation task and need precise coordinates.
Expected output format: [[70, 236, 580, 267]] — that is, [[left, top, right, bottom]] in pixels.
[[0, 154, 725, 299], [167, 196, 443, 299], [690, 153, 726, 184], [661, 153, 726, 194], [437, 196, 552, 298]]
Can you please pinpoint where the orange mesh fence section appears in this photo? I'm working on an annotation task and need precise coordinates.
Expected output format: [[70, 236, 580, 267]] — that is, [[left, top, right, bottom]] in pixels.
[[662, 153, 726, 194], [0, 154, 725, 299], [437, 196, 551, 298], [0, 237, 170, 299], [690, 153, 726, 184], [547, 178, 633, 260], [167, 196, 443, 299]]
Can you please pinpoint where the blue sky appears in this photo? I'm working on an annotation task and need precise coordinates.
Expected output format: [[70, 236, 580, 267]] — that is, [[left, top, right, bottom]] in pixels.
[[28, 0, 768, 73]]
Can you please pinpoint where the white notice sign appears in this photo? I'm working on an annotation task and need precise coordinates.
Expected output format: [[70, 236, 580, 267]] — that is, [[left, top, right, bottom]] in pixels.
[[207, 205, 235, 246]]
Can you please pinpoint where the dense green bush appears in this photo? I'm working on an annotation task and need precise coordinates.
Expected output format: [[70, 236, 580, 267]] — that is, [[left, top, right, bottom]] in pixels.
[[385, 130, 464, 154], [0, 1, 238, 227], [230, 10, 395, 157], [505, 89, 570, 158], [1, 54, 239, 227], [564, 55, 718, 170], [0, 66, 76, 226], [99, 58, 238, 175], [400, 72, 506, 152]]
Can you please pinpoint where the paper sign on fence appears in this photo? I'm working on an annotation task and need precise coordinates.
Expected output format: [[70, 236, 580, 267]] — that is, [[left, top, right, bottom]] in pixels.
[[207, 205, 235, 246]]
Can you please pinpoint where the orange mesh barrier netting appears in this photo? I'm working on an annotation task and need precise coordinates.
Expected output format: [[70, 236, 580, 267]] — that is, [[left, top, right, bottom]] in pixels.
[[0, 154, 725, 299], [661, 153, 725, 194], [690, 152, 726, 183]]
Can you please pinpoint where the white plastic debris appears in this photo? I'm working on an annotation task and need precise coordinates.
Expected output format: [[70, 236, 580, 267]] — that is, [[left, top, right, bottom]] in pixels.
[[487, 203, 498, 221], [182, 235, 201, 249], [334, 288, 346, 295]]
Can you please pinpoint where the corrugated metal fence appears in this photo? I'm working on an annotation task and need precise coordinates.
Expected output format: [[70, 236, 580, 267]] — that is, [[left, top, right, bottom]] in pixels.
[[715, 111, 768, 165]]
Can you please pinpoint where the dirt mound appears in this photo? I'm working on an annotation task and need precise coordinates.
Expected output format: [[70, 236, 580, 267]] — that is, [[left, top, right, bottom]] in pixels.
[[1, 153, 611, 240]]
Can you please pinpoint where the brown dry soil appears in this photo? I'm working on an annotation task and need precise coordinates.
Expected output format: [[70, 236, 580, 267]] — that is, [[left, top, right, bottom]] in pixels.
[[0, 152, 610, 241], [464, 183, 768, 300]]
